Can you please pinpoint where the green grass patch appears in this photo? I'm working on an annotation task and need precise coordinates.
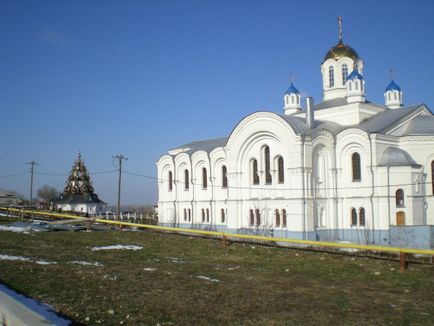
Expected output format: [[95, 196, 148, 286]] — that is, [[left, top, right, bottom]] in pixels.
[[0, 229, 433, 325]]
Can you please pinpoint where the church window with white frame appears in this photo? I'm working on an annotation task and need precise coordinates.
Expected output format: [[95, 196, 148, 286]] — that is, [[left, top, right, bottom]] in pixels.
[[222, 165, 228, 188], [352, 153, 361, 181], [252, 159, 259, 185], [329, 66, 334, 87], [184, 169, 189, 190], [264, 146, 272, 184], [277, 156, 284, 183], [168, 171, 173, 191], [342, 63, 348, 85], [202, 167, 207, 189]]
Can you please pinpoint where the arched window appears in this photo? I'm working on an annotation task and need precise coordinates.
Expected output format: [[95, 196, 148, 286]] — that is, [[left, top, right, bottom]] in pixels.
[[188, 209, 191, 222], [221, 209, 225, 223], [168, 171, 173, 191], [352, 153, 361, 181], [361, 82, 364, 91], [184, 169, 189, 190], [255, 209, 261, 226], [282, 209, 287, 227], [291, 96, 294, 104], [396, 189, 404, 207], [222, 165, 228, 188], [206, 209, 210, 222], [351, 208, 357, 226], [201, 209, 205, 222], [394, 92, 397, 100], [349, 82, 352, 91], [277, 156, 284, 184], [329, 66, 334, 87], [264, 146, 272, 184], [249, 209, 254, 226], [275, 209, 280, 227], [431, 160, 434, 195], [202, 167, 207, 189], [388, 93, 391, 101], [355, 81, 359, 90], [359, 208, 365, 226], [252, 159, 259, 185], [183, 208, 187, 221], [342, 63, 348, 85]]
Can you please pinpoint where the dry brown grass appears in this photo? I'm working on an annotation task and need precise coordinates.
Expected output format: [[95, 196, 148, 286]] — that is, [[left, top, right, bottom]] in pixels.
[[0, 225, 433, 325]]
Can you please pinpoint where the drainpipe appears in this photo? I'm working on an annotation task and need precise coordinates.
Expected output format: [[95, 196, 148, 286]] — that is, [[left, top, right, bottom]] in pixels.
[[172, 159, 177, 227], [190, 159, 195, 229], [301, 135, 307, 240], [207, 153, 214, 230], [333, 142, 339, 240], [387, 164, 391, 228], [302, 97, 315, 240], [368, 135, 376, 244]]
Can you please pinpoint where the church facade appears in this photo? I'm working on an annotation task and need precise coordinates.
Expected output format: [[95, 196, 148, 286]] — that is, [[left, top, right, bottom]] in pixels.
[[52, 153, 106, 215], [157, 21, 434, 249]]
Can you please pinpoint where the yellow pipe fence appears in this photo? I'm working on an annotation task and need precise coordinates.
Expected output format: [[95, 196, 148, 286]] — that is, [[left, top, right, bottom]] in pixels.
[[2, 207, 433, 256]]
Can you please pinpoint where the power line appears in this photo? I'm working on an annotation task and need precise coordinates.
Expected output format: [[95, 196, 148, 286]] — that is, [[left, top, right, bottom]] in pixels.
[[0, 172, 29, 178], [35, 169, 116, 177], [123, 169, 433, 192]]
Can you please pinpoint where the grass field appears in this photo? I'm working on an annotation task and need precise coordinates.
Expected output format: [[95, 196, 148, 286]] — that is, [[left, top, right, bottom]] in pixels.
[[0, 221, 433, 325]]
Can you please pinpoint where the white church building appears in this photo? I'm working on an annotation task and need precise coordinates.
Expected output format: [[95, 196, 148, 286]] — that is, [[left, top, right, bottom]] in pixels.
[[157, 20, 434, 249]]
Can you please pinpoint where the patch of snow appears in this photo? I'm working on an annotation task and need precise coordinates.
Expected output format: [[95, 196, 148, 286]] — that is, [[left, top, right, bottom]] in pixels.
[[0, 254, 57, 265], [35, 260, 57, 265], [104, 274, 118, 281], [91, 244, 142, 251], [0, 284, 72, 325], [143, 268, 156, 271], [228, 266, 240, 271], [165, 256, 183, 263], [196, 275, 220, 283], [69, 260, 103, 267], [0, 225, 30, 233], [0, 254, 31, 262]]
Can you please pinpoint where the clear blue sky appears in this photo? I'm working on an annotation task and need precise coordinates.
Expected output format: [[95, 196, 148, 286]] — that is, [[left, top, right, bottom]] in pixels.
[[1, 0, 433, 205]]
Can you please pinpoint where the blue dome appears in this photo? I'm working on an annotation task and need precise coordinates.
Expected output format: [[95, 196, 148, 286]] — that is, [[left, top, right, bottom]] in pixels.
[[347, 69, 363, 81], [285, 83, 300, 95], [385, 80, 401, 92]]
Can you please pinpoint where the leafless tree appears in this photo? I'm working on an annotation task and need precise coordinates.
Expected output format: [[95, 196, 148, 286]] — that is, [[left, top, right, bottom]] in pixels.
[[37, 185, 59, 202]]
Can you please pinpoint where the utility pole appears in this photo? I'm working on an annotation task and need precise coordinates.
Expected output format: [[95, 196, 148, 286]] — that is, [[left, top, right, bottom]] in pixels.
[[26, 161, 39, 205], [113, 154, 127, 221]]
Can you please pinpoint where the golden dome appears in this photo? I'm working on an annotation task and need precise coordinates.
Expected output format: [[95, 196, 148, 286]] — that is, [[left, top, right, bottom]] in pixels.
[[323, 40, 359, 62]]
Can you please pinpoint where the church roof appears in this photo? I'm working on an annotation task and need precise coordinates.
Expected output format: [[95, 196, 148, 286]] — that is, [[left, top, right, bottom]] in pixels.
[[402, 115, 434, 135], [385, 80, 401, 92], [347, 69, 363, 80], [279, 114, 309, 135], [323, 40, 360, 62], [285, 83, 300, 95], [358, 104, 423, 134], [310, 104, 429, 137], [378, 147, 421, 168], [52, 193, 105, 205], [170, 137, 228, 155], [314, 98, 384, 111]]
